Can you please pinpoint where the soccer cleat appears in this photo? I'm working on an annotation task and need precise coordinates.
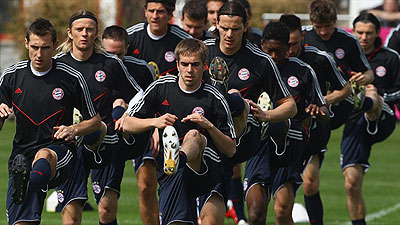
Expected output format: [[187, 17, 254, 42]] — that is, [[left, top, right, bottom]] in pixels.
[[258, 92, 273, 139], [351, 81, 365, 111], [209, 56, 229, 96], [238, 220, 249, 225], [225, 200, 238, 224], [11, 154, 29, 204], [163, 126, 180, 175], [148, 61, 160, 80]]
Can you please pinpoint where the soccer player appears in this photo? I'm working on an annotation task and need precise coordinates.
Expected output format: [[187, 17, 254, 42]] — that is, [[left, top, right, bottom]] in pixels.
[[200, 2, 297, 224], [54, 10, 142, 225], [0, 17, 100, 225], [87, 25, 155, 225], [125, 1, 191, 224], [342, 13, 399, 225], [244, 21, 327, 225], [120, 38, 236, 225], [181, 0, 212, 41], [206, 0, 228, 30], [301, 1, 373, 223]]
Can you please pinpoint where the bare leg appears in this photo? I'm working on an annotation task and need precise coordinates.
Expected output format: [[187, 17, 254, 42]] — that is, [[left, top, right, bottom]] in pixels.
[[62, 200, 84, 225], [137, 161, 159, 225], [343, 165, 365, 220], [200, 193, 226, 225], [98, 189, 119, 224], [274, 182, 295, 225], [246, 184, 269, 225]]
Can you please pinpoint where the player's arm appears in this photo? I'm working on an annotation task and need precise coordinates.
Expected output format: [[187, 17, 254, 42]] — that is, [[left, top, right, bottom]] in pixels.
[[0, 103, 12, 130], [122, 113, 178, 134], [249, 95, 297, 123], [324, 83, 352, 105], [54, 113, 102, 141], [182, 113, 236, 157], [350, 69, 374, 85], [305, 66, 330, 121]]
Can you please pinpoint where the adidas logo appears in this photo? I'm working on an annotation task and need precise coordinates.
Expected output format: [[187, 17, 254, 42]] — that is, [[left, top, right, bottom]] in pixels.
[[15, 88, 22, 94], [162, 100, 169, 106], [133, 48, 140, 54]]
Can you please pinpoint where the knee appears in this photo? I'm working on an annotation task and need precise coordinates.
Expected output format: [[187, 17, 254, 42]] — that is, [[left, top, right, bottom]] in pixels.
[[274, 203, 291, 223], [345, 178, 361, 197], [247, 202, 267, 225], [35, 149, 55, 163], [138, 178, 157, 196], [185, 130, 206, 148], [62, 213, 81, 225], [98, 205, 117, 222], [303, 176, 319, 195]]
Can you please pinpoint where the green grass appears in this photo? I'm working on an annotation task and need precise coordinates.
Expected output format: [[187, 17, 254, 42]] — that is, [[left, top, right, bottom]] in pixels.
[[1, 120, 399, 224]]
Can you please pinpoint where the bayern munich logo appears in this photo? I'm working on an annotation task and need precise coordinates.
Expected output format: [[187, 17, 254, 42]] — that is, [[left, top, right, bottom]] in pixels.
[[57, 192, 64, 203], [287, 76, 299, 87], [238, 68, 250, 80], [375, 66, 386, 77], [93, 183, 101, 194], [335, 48, 345, 59], [192, 107, 205, 116], [52, 88, 64, 100], [164, 51, 175, 62], [95, 70, 106, 82], [243, 178, 248, 190]]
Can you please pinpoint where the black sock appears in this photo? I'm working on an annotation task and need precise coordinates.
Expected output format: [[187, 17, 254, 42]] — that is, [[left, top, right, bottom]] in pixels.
[[352, 219, 366, 225], [225, 92, 245, 117], [305, 192, 324, 225], [179, 151, 188, 168], [230, 177, 247, 221], [29, 158, 51, 191], [361, 97, 373, 111], [99, 219, 118, 225]]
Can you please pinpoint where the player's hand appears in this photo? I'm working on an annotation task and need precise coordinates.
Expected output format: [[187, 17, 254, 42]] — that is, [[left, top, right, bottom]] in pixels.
[[115, 113, 128, 132], [150, 128, 160, 157], [53, 125, 78, 141], [0, 103, 12, 119], [349, 71, 366, 85], [181, 113, 214, 129], [247, 99, 268, 122], [154, 113, 178, 129], [305, 104, 326, 117]]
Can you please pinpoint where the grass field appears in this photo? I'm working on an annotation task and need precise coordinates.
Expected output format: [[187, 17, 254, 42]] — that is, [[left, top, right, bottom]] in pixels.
[[0, 120, 399, 224]]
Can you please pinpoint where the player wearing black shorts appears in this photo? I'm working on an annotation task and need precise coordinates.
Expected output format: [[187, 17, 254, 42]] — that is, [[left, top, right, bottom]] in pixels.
[[301, 1, 374, 223], [200, 2, 297, 224], [119, 38, 236, 225], [0, 18, 100, 225], [126, 1, 192, 223], [244, 21, 327, 225], [181, 0, 212, 41], [340, 13, 399, 225], [54, 11, 142, 225]]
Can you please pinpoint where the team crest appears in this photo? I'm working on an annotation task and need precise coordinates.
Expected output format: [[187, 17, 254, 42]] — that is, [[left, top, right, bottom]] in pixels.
[[243, 178, 248, 191], [95, 70, 106, 82], [375, 66, 386, 77], [335, 48, 345, 59], [287, 76, 299, 87], [92, 182, 101, 194], [192, 107, 205, 116], [238, 68, 250, 80], [164, 51, 175, 62], [52, 88, 64, 100], [57, 192, 64, 203]]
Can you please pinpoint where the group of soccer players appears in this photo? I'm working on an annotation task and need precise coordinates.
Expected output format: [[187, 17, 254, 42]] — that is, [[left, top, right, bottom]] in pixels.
[[0, 0, 398, 225]]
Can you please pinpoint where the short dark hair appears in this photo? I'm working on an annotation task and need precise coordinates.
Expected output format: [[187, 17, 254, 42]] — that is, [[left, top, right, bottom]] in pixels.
[[26, 17, 57, 44], [145, 0, 176, 15], [262, 22, 290, 46], [279, 14, 301, 33], [353, 13, 382, 46], [182, 0, 207, 24], [175, 38, 208, 63], [309, 0, 337, 24], [102, 25, 128, 45]]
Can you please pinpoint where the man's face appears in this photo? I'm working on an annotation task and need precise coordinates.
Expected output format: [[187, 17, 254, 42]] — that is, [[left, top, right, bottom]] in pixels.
[[353, 22, 378, 54], [261, 39, 288, 67], [312, 21, 336, 41], [102, 38, 127, 59], [181, 15, 206, 39], [217, 15, 247, 55], [288, 30, 303, 57], [25, 33, 56, 72], [177, 53, 206, 91], [207, 0, 224, 27], [145, 2, 171, 36], [68, 18, 97, 52]]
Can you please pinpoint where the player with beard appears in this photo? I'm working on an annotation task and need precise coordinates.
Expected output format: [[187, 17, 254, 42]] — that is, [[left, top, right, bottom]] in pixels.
[[54, 10, 142, 225]]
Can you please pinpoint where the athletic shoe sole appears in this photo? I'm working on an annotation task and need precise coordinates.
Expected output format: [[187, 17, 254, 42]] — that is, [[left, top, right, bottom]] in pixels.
[[258, 92, 273, 139], [11, 154, 29, 204], [352, 81, 365, 111], [209, 56, 229, 95], [162, 126, 180, 175]]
